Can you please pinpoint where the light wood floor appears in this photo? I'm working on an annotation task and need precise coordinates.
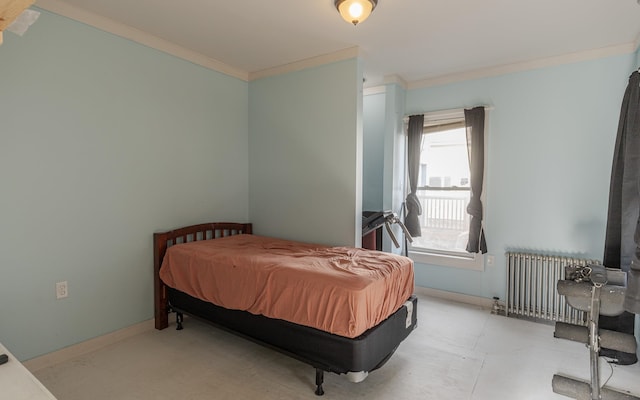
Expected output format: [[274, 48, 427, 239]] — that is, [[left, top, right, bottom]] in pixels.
[[32, 294, 640, 399]]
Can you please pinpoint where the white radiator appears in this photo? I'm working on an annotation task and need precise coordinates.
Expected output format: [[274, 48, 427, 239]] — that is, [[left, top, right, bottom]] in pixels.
[[505, 252, 599, 326]]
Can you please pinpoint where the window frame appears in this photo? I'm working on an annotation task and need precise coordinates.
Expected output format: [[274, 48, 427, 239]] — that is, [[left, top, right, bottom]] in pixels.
[[409, 247, 484, 271], [405, 108, 487, 271]]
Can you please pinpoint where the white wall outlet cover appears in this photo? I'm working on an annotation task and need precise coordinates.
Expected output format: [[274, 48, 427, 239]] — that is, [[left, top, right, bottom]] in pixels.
[[56, 281, 68, 299]]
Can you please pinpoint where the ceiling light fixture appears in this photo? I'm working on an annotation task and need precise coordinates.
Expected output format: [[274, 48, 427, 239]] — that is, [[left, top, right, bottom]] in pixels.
[[334, 0, 377, 26]]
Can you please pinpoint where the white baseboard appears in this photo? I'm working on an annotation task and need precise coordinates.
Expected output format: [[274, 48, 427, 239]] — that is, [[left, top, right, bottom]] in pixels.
[[23, 289, 492, 372], [415, 286, 495, 309], [24, 319, 155, 373]]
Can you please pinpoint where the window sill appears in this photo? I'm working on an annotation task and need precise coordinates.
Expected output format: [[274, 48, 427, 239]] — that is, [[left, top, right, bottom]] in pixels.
[[408, 249, 484, 271]]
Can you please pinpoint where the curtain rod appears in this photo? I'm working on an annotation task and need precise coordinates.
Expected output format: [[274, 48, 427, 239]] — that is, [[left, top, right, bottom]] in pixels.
[[403, 105, 494, 122]]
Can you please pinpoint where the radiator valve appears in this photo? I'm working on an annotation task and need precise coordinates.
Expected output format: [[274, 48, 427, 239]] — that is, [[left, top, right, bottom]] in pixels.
[[491, 296, 505, 315]]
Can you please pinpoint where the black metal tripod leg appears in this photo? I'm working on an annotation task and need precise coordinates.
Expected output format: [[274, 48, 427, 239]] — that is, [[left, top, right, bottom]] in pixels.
[[315, 369, 324, 396]]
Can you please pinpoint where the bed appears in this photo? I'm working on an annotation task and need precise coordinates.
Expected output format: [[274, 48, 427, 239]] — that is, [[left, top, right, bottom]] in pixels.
[[153, 222, 418, 395]]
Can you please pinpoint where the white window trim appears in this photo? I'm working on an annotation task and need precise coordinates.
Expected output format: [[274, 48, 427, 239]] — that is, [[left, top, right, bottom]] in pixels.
[[404, 106, 489, 271], [408, 248, 485, 271]]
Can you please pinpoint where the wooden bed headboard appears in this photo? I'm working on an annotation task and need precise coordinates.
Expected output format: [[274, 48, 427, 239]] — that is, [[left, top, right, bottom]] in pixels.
[[153, 222, 252, 329]]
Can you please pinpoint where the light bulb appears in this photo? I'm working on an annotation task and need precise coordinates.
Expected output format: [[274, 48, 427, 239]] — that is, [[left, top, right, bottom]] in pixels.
[[349, 3, 364, 18], [335, 0, 377, 26]]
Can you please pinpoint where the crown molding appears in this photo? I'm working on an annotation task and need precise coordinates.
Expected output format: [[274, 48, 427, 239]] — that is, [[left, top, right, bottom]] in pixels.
[[408, 43, 637, 90], [30, 1, 640, 89], [382, 74, 408, 89], [363, 85, 386, 96], [248, 46, 361, 81], [29, 1, 361, 84], [35, 0, 249, 81], [363, 74, 409, 95]]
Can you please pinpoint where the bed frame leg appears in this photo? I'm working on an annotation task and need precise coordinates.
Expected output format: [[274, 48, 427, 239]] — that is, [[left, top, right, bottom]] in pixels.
[[176, 312, 184, 330], [314, 368, 324, 396]]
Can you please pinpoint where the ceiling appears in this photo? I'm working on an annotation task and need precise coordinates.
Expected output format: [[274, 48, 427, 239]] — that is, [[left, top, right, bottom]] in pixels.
[[34, 0, 640, 86]]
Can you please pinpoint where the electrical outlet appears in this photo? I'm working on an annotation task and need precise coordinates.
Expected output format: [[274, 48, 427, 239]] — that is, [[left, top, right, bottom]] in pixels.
[[56, 281, 68, 299]]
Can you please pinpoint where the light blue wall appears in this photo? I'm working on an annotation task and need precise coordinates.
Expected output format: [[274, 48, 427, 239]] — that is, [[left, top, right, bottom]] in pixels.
[[248, 60, 363, 247], [402, 53, 637, 299], [383, 83, 408, 253], [363, 92, 386, 212], [0, 11, 249, 360], [363, 84, 408, 253], [6, 7, 634, 363]]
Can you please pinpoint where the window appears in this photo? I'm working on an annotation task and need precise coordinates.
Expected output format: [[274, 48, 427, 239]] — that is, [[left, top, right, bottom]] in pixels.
[[406, 109, 485, 270]]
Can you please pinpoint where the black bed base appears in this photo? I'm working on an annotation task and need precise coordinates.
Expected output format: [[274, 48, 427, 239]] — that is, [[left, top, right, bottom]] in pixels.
[[167, 288, 418, 395]]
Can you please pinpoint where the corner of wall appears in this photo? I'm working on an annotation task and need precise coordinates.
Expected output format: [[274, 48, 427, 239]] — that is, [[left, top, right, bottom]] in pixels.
[[634, 33, 640, 67], [382, 82, 407, 254]]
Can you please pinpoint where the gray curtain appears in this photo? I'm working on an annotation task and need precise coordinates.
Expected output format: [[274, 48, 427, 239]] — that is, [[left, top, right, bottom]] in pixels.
[[600, 70, 640, 365], [404, 115, 424, 237], [464, 107, 487, 253]]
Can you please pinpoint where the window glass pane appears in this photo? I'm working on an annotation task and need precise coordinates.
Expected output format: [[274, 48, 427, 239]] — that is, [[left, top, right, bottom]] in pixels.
[[412, 127, 471, 253], [412, 190, 471, 252], [420, 128, 469, 188]]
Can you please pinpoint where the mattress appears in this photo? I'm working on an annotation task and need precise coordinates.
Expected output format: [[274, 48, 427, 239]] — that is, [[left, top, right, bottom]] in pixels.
[[159, 234, 414, 338]]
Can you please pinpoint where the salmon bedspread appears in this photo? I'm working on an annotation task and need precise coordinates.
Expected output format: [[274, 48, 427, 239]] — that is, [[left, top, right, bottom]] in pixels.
[[159, 234, 414, 338]]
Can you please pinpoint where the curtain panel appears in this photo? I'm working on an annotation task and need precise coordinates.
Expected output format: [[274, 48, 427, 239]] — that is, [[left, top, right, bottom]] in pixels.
[[600, 70, 640, 365], [404, 115, 424, 237], [464, 107, 488, 254], [404, 108, 488, 254]]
